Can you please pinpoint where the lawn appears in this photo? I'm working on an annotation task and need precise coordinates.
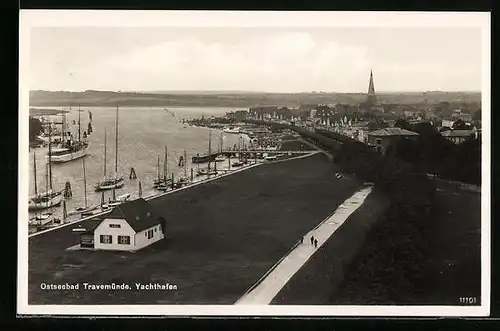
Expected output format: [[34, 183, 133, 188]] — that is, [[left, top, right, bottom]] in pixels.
[[328, 179, 480, 305], [28, 153, 363, 304], [272, 188, 390, 304], [279, 140, 316, 152]]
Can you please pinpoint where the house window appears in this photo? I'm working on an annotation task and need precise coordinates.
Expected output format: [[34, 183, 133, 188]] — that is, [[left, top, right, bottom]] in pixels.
[[109, 224, 121, 228], [376, 138, 382, 145], [100, 235, 112, 244], [147, 229, 154, 239], [118, 235, 130, 245], [155, 228, 157, 233]]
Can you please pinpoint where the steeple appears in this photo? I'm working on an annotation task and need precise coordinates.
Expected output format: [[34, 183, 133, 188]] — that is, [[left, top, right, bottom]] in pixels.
[[367, 69, 377, 105]]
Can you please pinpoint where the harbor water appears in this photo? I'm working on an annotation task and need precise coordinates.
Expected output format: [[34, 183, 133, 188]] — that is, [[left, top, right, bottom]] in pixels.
[[28, 106, 250, 220]]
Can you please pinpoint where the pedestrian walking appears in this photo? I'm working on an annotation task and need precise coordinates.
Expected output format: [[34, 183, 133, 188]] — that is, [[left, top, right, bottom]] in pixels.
[[300, 237, 303, 244], [310, 236, 314, 245], [314, 238, 318, 248]]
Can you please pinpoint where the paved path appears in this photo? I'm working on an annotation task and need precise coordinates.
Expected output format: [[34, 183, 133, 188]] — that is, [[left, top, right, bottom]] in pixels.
[[234, 185, 373, 305]]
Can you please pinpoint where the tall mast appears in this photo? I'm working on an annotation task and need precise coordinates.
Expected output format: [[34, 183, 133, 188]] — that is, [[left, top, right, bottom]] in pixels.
[[48, 122, 53, 190], [157, 155, 161, 180], [103, 128, 107, 178], [115, 102, 119, 175], [45, 163, 49, 207], [184, 149, 187, 178], [33, 150, 37, 195], [163, 145, 168, 181], [208, 130, 212, 155], [78, 104, 81, 142], [82, 156, 88, 207], [220, 132, 223, 153], [208, 130, 212, 171], [61, 107, 64, 144]]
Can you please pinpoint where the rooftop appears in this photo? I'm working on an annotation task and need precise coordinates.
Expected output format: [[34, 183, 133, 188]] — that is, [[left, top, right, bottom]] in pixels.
[[368, 128, 419, 137], [441, 130, 476, 138], [106, 198, 163, 232]]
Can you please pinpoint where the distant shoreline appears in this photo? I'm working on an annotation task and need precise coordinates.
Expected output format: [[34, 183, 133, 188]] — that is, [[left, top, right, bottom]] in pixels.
[[29, 90, 482, 108], [29, 108, 70, 116]]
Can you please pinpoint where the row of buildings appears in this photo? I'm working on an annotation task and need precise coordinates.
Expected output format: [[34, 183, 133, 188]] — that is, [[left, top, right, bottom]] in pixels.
[[226, 70, 481, 155]]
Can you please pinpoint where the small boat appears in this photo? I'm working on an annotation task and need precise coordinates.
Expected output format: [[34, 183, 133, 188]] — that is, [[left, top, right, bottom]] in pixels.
[[215, 155, 225, 162], [223, 127, 241, 134], [28, 149, 63, 211], [95, 177, 125, 191], [196, 168, 218, 176], [29, 212, 60, 229], [95, 105, 125, 191], [102, 193, 131, 209], [70, 157, 100, 216]]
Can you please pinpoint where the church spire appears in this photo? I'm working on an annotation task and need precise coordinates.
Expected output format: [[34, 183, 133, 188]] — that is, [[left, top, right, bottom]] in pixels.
[[367, 69, 376, 104]]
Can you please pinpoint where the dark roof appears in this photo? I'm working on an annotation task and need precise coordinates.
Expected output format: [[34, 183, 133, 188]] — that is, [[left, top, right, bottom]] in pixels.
[[368, 128, 419, 137], [105, 198, 163, 233], [77, 218, 102, 234]]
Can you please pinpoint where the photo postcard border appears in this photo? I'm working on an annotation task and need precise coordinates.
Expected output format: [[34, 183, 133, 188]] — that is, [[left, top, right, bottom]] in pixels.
[[17, 10, 491, 317]]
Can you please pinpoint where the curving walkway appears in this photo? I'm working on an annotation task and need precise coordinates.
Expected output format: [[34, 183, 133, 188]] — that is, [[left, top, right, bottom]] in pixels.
[[234, 185, 373, 305]]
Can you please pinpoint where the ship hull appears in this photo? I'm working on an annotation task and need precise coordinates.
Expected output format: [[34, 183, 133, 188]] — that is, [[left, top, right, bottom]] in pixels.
[[94, 178, 125, 192], [28, 193, 63, 211], [192, 154, 217, 164], [48, 147, 88, 163]]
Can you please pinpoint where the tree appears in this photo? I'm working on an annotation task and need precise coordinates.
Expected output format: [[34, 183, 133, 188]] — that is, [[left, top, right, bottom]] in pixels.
[[394, 119, 412, 131], [452, 119, 468, 130], [29, 117, 44, 141], [473, 109, 482, 121]]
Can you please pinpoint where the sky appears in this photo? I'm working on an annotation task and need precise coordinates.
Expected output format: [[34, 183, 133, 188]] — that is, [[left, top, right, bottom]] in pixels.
[[29, 27, 482, 93]]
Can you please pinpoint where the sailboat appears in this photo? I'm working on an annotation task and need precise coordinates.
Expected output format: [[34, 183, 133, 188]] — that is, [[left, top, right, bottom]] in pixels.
[[102, 188, 131, 209], [95, 104, 125, 191], [69, 157, 99, 216], [154, 146, 173, 190], [197, 130, 217, 176], [28, 127, 63, 211], [215, 132, 225, 162], [48, 105, 89, 163]]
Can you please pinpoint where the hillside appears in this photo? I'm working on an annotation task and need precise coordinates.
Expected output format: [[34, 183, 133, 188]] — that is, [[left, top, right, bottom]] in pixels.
[[29, 90, 481, 108]]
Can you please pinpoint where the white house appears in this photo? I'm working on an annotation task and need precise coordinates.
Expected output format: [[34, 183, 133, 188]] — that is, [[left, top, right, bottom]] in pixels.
[[79, 198, 166, 251]]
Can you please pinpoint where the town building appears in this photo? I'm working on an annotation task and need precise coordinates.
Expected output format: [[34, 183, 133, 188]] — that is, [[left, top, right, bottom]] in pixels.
[[368, 127, 419, 155], [441, 129, 477, 144], [79, 198, 166, 251]]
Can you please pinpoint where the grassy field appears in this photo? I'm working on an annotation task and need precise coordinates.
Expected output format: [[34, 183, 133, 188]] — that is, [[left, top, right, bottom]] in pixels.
[[271, 188, 390, 305], [279, 140, 316, 152], [327, 179, 481, 305], [28, 153, 364, 304]]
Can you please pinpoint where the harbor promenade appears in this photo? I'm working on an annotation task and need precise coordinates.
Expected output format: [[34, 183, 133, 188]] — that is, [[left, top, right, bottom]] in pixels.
[[235, 185, 373, 305]]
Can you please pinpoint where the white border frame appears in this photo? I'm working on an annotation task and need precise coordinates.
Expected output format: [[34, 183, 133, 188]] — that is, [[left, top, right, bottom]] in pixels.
[[18, 10, 491, 317]]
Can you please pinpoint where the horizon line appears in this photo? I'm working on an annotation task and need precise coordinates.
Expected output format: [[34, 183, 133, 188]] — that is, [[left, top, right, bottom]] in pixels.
[[30, 89, 482, 94]]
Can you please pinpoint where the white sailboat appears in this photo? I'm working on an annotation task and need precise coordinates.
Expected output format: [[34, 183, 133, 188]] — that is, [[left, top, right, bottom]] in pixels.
[[69, 157, 99, 216], [48, 105, 89, 163], [28, 127, 63, 211], [95, 104, 125, 191]]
